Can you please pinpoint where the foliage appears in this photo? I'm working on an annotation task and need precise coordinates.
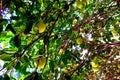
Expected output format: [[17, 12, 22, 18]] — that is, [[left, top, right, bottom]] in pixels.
[[0, 0, 120, 79]]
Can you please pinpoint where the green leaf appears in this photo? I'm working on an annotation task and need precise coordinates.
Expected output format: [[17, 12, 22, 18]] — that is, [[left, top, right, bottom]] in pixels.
[[62, 50, 71, 65], [0, 0, 120, 79], [24, 72, 42, 80], [49, 61, 54, 72], [4, 74, 10, 80], [0, 54, 12, 61], [56, 39, 61, 46], [4, 61, 15, 70], [16, 62, 29, 75]]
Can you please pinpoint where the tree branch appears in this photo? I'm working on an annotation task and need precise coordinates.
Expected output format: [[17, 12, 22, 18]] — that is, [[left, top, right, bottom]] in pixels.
[[76, 7, 120, 31]]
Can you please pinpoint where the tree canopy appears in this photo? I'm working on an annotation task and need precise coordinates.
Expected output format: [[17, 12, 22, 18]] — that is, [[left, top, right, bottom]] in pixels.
[[0, 0, 120, 80]]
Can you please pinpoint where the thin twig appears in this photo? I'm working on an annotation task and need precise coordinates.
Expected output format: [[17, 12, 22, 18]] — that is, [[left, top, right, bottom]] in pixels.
[[100, 50, 118, 70], [70, 32, 120, 74], [76, 7, 120, 31]]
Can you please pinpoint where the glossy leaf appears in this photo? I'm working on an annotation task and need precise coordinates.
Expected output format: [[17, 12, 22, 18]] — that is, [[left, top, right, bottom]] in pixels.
[[37, 20, 47, 33], [0, 0, 120, 79]]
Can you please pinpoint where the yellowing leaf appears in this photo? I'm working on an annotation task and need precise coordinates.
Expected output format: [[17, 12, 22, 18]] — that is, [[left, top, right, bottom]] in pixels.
[[36, 57, 46, 69], [76, 38, 83, 44], [76, 0, 86, 9], [76, 2, 82, 9], [91, 61, 100, 72], [118, 64, 120, 68], [91, 62, 99, 68], [62, 68, 69, 74], [99, 58, 107, 62], [58, 49, 65, 55], [92, 67, 99, 72], [37, 20, 46, 33], [111, 29, 119, 37]]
